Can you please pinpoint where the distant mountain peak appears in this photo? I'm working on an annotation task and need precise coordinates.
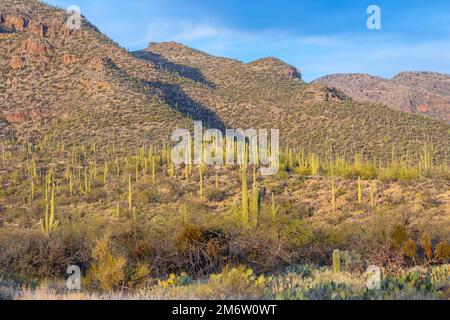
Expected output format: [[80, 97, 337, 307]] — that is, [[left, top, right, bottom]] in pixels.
[[315, 72, 450, 123], [1, 0, 449, 162], [248, 57, 302, 80]]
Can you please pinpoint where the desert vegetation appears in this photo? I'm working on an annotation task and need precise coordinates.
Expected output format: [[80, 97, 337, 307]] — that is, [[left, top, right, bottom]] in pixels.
[[0, 0, 449, 301], [0, 139, 448, 300]]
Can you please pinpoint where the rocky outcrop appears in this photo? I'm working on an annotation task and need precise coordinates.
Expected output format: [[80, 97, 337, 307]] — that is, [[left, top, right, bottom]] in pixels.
[[63, 54, 77, 64], [393, 72, 450, 97], [8, 37, 55, 69], [29, 21, 48, 37], [4, 112, 27, 124], [9, 55, 24, 70], [0, 11, 78, 39], [0, 14, 29, 31], [89, 57, 110, 71], [3, 109, 58, 124], [22, 37, 54, 56], [249, 57, 302, 80], [314, 73, 450, 123]]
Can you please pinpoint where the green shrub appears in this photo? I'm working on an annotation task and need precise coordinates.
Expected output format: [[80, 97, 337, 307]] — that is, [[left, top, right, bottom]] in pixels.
[[85, 234, 127, 291], [205, 187, 227, 202]]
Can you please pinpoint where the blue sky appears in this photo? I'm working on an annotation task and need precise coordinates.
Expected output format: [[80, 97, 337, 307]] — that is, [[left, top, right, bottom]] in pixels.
[[45, 0, 450, 81]]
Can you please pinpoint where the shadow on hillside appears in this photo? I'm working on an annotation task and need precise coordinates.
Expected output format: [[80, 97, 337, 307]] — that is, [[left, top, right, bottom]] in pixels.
[[133, 50, 216, 89], [96, 53, 225, 130], [149, 81, 225, 131]]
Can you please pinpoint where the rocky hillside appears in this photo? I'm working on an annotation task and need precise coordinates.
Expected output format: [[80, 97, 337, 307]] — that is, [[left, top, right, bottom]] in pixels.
[[135, 42, 450, 161], [0, 0, 189, 146], [315, 72, 450, 123], [1, 0, 449, 162]]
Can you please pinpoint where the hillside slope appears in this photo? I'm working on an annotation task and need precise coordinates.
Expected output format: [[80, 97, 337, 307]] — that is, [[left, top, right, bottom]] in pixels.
[[135, 42, 450, 161], [0, 0, 449, 162], [0, 0, 189, 146], [315, 72, 450, 123]]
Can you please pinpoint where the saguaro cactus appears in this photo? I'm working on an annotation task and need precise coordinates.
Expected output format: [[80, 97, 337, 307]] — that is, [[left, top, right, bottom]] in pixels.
[[128, 174, 132, 211], [152, 156, 156, 182], [40, 183, 59, 236], [251, 166, 261, 229], [331, 173, 336, 213], [357, 176, 362, 204], [241, 166, 249, 227], [103, 162, 108, 184], [370, 182, 375, 208], [333, 249, 341, 273], [30, 177, 34, 201], [199, 165, 203, 201], [270, 193, 279, 224]]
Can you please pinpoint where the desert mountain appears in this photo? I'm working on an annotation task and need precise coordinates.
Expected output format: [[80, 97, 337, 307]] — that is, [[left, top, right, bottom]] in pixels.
[[315, 72, 450, 123], [0, 0, 449, 162]]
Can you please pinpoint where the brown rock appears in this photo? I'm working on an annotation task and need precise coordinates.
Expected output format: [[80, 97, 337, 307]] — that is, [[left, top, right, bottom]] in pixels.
[[4, 112, 27, 124], [315, 73, 450, 123], [10, 55, 24, 70], [80, 79, 112, 91], [63, 54, 77, 64], [22, 37, 54, 56], [89, 57, 108, 71], [3, 14, 29, 31], [46, 20, 77, 39], [30, 22, 48, 38]]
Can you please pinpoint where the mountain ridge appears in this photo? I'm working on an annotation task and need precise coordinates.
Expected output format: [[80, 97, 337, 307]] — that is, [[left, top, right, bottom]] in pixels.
[[315, 72, 450, 123], [0, 0, 449, 162]]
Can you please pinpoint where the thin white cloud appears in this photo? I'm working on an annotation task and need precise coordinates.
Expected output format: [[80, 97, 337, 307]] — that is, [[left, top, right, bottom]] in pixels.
[[142, 18, 450, 81], [145, 19, 277, 43]]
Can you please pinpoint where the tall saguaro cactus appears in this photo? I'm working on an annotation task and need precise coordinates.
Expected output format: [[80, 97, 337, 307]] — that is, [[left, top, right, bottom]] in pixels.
[[241, 166, 249, 227], [199, 165, 204, 201], [128, 174, 132, 211], [333, 249, 341, 273], [251, 166, 261, 229], [357, 176, 362, 204], [331, 173, 336, 213], [40, 183, 59, 237]]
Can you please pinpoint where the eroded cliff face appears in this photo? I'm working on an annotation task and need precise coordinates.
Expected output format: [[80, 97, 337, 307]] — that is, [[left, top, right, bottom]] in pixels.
[[315, 72, 450, 123]]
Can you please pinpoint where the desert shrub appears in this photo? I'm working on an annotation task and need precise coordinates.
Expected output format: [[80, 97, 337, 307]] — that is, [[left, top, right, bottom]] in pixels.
[[138, 188, 160, 204], [0, 279, 18, 300], [183, 201, 209, 224], [277, 200, 314, 219], [128, 262, 152, 289], [204, 187, 227, 202], [162, 178, 188, 199], [175, 225, 225, 276], [201, 266, 268, 299], [294, 166, 312, 176], [435, 241, 450, 262], [369, 243, 405, 275], [84, 234, 127, 291], [84, 188, 107, 203], [390, 225, 409, 249], [279, 218, 314, 248], [0, 228, 92, 281], [112, 224, 155, 266], [339, 250, 366, 273], [402, 239, 418, 260]]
